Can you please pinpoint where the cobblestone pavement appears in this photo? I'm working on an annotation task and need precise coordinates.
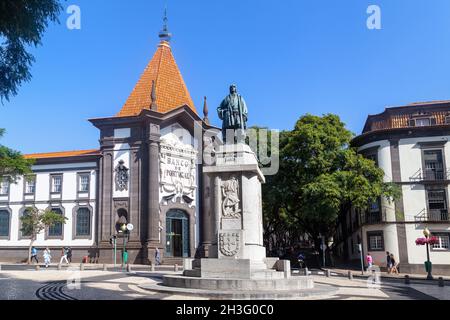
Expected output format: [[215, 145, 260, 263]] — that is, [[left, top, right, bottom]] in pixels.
[[0, 269, 448, 300], [312, 276, 448, 300]]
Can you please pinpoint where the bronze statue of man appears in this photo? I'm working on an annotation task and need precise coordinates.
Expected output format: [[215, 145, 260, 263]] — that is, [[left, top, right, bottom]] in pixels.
[[217, 84, 248, 143]]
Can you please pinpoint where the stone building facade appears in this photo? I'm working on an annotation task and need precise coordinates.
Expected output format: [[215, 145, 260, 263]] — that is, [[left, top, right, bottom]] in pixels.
[[0, 29, 218, 264], [334, 101, 450, 275]]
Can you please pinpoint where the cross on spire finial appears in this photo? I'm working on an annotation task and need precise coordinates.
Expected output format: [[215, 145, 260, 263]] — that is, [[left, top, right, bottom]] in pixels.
[[159, 7, 172, 42]]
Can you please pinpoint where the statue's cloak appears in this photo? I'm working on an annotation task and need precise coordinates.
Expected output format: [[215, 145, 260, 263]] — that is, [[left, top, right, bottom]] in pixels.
[[217, 94, 248, 131]]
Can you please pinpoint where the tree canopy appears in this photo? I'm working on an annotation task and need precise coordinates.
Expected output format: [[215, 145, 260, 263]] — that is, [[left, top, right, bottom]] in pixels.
[[0, 129, 34, 182], [0, 0, 62, 102], [20, 207, 67, 264], [262, 114, 400, 251]]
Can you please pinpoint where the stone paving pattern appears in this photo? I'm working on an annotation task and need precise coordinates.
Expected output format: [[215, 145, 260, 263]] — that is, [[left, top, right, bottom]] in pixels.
[[1, 266, 449, 300]]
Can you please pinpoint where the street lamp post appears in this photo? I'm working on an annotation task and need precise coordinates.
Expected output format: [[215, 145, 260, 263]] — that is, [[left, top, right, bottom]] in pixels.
[[120, 224, 128, 270], [321, 236, 326, 267], [423, 228, 433, 280], [327, 238, 334, 267]]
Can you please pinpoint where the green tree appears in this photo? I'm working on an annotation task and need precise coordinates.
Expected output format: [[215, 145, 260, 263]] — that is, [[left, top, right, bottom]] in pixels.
[[263, 114, 399, 255], [20, 207, 67, 264], [0, 129, 34, 182], [0, 0, 62, 102], [247, 127, 304, 253]]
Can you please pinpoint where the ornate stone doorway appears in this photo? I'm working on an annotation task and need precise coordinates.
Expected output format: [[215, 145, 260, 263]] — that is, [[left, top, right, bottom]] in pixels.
[[165, 209, 189, 257]]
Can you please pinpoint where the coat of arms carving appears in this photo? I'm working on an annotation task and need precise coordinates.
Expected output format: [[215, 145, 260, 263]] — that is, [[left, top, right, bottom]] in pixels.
[[159, 133, 197, 207], [114, 160, 129, 191], [221, 176, 241, 218], [219, 232, 240, 257]]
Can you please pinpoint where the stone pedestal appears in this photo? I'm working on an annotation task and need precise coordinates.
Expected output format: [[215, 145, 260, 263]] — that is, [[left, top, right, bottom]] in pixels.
[[201, 143, 267, 277], [161, 143, 314, 295]]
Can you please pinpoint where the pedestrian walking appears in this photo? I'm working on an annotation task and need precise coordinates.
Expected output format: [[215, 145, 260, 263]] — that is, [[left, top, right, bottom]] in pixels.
[[43, 248, 52, 268], [386, 251, 392, 274], [31, 247, 39, 264], [390, 254, 399, 274], [297, 252, 306, 269], [60, 247, 69, 265], [66, 247, 72, 263], [366, 253, 373, 269], [155, 247, 161, 266]]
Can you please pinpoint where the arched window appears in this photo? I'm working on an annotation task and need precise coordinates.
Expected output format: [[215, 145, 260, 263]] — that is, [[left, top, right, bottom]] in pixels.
[[0, 210, 10, 238], [76, 208, 91, 237], [48, 208, 63, 237]]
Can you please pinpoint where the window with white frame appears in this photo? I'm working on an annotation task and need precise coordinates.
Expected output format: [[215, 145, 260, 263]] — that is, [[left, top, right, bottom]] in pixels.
[[367, 231, 384, 251], [0, 210, 10, 237], [21, 208, 33, 237], [78, 173, 90, 192], [76, 207, 91, 237], [415, 118, 431, 127], [0, 178, 9, 196], [51, 175, 62, 193], [48, 208, 63, 237], [25, 176, 36, 194], [432, 233, 450, 250]]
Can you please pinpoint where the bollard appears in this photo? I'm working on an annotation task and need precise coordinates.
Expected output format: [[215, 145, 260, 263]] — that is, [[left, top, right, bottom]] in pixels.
[[35, 265, 40, 271], [438, 277, 445, 287], [404, 275, 410, 285], [348, 271, 353, 280], [126, 264, 132, 273], [58, 264, 62, 270], [174, 264, 179, 272], [304, 267, 309, 276], [0, 264, 2, 271], [151, 263, 155, 272], [326, 269, 331, 277], [80, 263, 84, 271], [103, 264, 107, 271]]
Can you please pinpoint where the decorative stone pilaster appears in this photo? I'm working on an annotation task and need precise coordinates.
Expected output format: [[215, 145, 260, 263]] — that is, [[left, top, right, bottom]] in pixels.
[[200, 173, 214, 257], [147, 123, 161, 260]]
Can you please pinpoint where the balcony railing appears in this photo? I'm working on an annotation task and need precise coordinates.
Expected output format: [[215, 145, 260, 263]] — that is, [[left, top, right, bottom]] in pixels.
[[360, 210, 387, 225], [410, 168, 450, 182], [414, 209, 450, 222]]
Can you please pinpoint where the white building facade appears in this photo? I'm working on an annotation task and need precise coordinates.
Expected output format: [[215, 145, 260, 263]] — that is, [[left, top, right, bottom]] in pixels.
[[0, 153, 99, 261], [334, 101, 450, 275]]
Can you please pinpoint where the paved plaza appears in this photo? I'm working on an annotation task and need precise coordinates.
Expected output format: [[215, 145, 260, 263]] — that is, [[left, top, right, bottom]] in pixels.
[[0, 266, 448, 300]]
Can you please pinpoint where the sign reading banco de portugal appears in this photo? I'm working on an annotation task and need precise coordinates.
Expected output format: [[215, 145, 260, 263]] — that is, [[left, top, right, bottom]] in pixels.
[[159, 133, 198, 207]]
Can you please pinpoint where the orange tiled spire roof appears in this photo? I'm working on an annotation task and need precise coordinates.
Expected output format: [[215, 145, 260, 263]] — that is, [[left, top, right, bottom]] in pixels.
[[117, 14, 196, 117]]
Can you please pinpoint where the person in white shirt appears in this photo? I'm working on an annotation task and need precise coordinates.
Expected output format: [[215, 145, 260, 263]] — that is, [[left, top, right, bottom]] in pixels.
[[43, 248, 52, 268]]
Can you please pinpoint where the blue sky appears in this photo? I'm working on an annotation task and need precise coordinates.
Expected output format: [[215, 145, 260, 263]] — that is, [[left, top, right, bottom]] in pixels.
[[2, 0, 450, 154]]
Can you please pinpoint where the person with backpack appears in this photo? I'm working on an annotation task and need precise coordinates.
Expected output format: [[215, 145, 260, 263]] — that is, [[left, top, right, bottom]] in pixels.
[[390, 254, 399, 274]]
